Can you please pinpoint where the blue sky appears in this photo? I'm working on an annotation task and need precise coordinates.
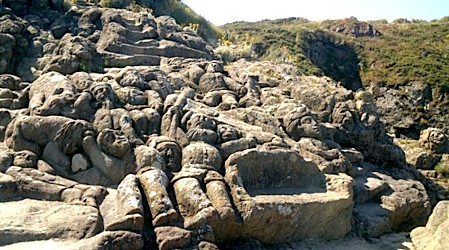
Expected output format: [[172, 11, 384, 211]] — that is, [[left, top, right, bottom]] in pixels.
[[182, 0, 449, 25]]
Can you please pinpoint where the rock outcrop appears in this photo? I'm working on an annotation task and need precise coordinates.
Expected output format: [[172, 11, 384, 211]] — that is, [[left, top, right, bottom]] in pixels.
[[0, 2, 441, 249], [411, 200, 449, 250]]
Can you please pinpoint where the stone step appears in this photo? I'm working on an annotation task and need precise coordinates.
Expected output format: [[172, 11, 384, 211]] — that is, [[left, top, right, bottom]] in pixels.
[[104, 42, 211, 59], [102, 51, 161, 67], [125, 28, 158, 42], [134, 39, 159, 47], [120, 18, 142, 31]]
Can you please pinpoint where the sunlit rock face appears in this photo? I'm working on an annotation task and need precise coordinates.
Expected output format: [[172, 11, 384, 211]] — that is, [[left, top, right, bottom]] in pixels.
[[0, 2, 436, 249]]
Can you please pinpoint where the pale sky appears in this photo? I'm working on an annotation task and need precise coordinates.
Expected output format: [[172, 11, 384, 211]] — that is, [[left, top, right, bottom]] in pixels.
[[182, 0, 449, 25]]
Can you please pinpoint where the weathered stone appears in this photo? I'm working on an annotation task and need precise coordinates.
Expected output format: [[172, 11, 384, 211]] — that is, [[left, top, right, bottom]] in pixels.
[[73, 230, 144, 250], [5, 115, 93, 157], [0, 199, 102, 245], [138, 168, 179, 227], [155, 226, 192, 250], [224, 148, 354, 243], [0, 149, 13, 172], [419, 128, 449, 154], [0, 5, 440, 248], [0, 172, 17, 201], [353, 171, 431, 237], [354, 176, 389, 204], [411, 201, 449, 250], [117, 174, 144, 216], [71, 153, 89, 173]]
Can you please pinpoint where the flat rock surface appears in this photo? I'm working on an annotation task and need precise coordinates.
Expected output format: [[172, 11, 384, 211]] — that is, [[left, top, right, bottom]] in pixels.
[[0, 198, 102, 246]]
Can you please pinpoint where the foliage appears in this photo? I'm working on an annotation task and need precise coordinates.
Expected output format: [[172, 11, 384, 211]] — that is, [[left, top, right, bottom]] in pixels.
[[435, 164, 449, 176], [214, 33, 255, 63], [99, 0, 125, 8], [149, 0, 221, 43], [221, 17, 449, 89], [63, 0, 78, 9]]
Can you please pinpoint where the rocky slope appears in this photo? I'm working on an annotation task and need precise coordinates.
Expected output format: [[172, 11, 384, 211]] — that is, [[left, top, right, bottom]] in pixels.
[[0, 1, 447, 249], [221, 17, 449, 138]]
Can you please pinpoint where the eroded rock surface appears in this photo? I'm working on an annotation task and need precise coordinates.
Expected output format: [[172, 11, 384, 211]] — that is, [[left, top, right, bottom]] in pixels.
[[0, 2, 440, 249]]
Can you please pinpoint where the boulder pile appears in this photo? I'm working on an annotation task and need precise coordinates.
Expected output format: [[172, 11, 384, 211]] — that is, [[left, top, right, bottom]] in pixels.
[[0, 2, 444, 249]]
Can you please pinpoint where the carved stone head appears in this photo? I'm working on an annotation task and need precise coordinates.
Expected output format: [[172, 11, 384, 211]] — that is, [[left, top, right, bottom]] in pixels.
[[13, 150, 37, 168], [55, 120, 94, 155], [97, 129, 131, 158], [89, 82, 116, 104], [283, 105, 323, 140], [331, 102, 357, 131], [115, 86, 147, 105], [147, 136, 182, 172], [183, 112, 218, 144], [218, 124, 240, 142], [420, 128, 449, 154]]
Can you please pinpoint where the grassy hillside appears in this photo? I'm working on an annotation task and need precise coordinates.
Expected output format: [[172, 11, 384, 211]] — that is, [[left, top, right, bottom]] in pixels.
[[220, 17, 449, 90]]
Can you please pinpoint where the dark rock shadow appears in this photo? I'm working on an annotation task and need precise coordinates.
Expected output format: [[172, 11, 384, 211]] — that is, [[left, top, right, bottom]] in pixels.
[[300, 30, 362, 91]]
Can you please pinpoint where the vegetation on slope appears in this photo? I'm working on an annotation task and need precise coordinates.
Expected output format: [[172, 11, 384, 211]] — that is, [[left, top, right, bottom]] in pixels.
[[142, 0, 221, 42], [220, 17, 449, 90], [77, 0, 221, 42]]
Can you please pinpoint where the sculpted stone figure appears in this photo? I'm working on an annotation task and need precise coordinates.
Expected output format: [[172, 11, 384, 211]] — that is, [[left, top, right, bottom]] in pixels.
[[160, 88, 194, 146], [139, 136, 182, 227], [129, 108, 161, 142], [4, 115, 93, 157], [239, 75, 261, 107], [283, 105, 323, 141], [73, 128, 135, 186], [12, 150, 38, 168], [294, 137, 353, 175], [217, 124, 256, 159], [172, 142, 235, 229], [419, 128, 449, 154], [331, 101, 373, 146], [28, 72, 82, 117], [182, 111, 219, 145], [90, 82, 144, 145], [354, 90, 379, 128], [147, 135, 182, 173], [198, 90, 239, 111]]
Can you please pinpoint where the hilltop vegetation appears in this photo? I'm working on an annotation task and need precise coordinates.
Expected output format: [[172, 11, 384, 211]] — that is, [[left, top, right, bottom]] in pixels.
[[220, 17, 449, 91]]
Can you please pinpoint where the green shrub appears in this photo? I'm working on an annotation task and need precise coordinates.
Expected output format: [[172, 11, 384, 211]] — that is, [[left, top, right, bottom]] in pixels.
[[214, 35, 255, 63], [99, 0, 124, 8], [149, 0, 221, 43], [435, 164, 449, 176]]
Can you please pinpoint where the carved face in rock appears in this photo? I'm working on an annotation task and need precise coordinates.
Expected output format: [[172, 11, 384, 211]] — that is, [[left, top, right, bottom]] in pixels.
[[331, 102, 357, 131], [55, 120, 94, 155], [147, 136, 182, 172], [284, 106, 323, 140], [13, 150, 38, 168], [116, 86, 148, 105], [90, 82, 115, 103], [35, 85, 77, 116], [98, 129, 131, 158], [428, 129, 449, 153], [186, 113, 216, 131], [218, 124, 240, 142], [184, 113, 218, 144], [120, 71, 146, 89], [157, 141, 181, 172]]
